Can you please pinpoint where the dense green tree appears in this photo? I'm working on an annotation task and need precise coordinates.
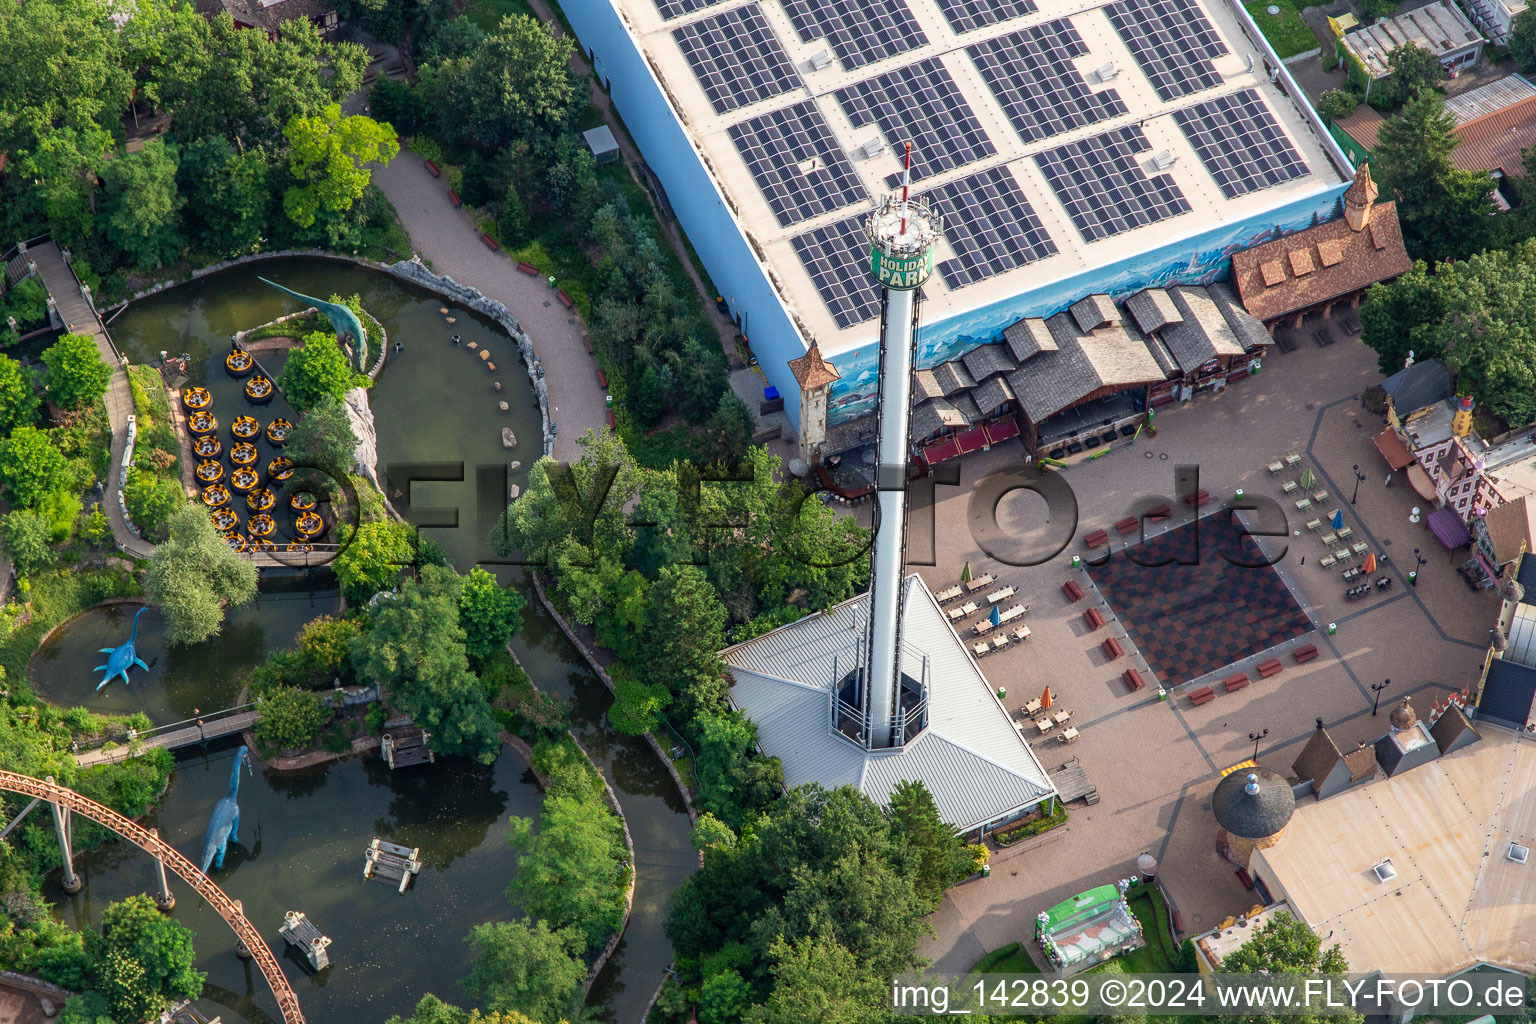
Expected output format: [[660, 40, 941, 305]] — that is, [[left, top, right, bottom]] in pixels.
[[1216, 911, 1359, 1024], [178, 136, 271, 257], [1430, 242, 1536, 425], [41, 333, 111, 411], [100, 140, 183, 269], [693, 711, 782, 830], [0, 353, 40, 435], [1373, 88, 1495, 260], [147, 13, 369, 150], [1358, 261, 1444, 374], [699, 971, 751, 1024], [333, 519, 415, 602], [419, 17, 486, 65], [420, 14, 576, 150], [287, 394, 359, 475], [84, 894, 203, 1024], [0, 0, 133, 156], [253, 686, 329, 753], [1315, 89, 1358, 123], [886, 779, 970, 905], [499, 182, 531, 247], [458, 567, 525, 666], [19, 127, 113, 245], [387, 994, 562, 1024], [1379, 44, 1446, 108], [0, 426, 66, 508], [280, 332, 360, 412], [122, 468, 182, 540], [0, 509, 55, 577], [57, 991, 113, 1024], [1514, 8, 1536, 72], [351, 565, 500, 761], [145, 503, 259, 645], [741, 937, 889, 1024], [505, 756, 629, 951], [463, 919, 586, 1023], [608, 666, 670, 735], [282, 104, 399, 229], [705, 390, 754, 465], [294, 614, 363, 684]]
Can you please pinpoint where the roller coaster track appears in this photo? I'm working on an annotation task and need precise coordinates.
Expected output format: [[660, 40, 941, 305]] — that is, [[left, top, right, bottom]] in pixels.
[[0, 770, 304, 1024]]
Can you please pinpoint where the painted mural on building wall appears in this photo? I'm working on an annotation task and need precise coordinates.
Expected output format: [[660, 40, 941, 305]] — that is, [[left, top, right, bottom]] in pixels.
[[824, 182, 1351, 425]]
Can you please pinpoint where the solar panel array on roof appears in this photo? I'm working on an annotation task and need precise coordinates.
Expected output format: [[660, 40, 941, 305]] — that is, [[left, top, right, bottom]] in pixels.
[[936, 0, 1037, 33], [729, 101, 868, 226], [673, 5, 799, 114], [1173, 88, 1311, 197], [781, 0, 928, 70], [792, 214, 882, 329], [1035, 125, 1192, 242], [654, 0, 724, 20], [968, 21, 1129, 144], [835, 59, 995, 184], [1105, 0, 1226, 101], [931, 166, 1057, 288]]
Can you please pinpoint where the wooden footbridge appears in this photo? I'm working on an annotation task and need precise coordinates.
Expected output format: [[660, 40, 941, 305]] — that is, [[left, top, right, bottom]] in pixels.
[[74, 703, 262, 768], [0, 770, 305, 1024]]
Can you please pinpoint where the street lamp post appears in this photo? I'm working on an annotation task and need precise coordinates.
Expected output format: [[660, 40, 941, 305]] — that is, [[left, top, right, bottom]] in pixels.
[[1371, 678, 1392, 715], [1248, 728, 1269, 761], [1411, 547, 1427, 587], [1351, 464, 1366, 505]]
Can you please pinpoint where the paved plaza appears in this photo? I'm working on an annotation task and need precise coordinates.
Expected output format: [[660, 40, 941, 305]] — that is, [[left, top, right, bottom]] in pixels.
[[911, 327, 1497, 974]]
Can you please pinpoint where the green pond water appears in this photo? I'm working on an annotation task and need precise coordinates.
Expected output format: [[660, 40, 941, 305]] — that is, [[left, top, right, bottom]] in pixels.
[[34, 259, 694, 1024]]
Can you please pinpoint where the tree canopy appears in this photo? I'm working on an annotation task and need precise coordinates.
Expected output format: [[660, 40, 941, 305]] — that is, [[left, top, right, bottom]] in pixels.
[[41, 333, 112, 412], [457, 566, 525, 666], [1372, 88, 1495, 261], [419, 14, 576, 150], [288, 394, 359, 476], [280, 332, 361, 412], [0, 426, 67, 508], [145, 503, 259, 645], [282, 103, 398, 229], [84, 894, 204, 1024], [462, 919, 586, 1024]]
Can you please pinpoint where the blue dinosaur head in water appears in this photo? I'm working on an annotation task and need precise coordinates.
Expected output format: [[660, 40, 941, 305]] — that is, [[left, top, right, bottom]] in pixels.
[[94, 607, 149, 692], [199, 745, 249, 874]]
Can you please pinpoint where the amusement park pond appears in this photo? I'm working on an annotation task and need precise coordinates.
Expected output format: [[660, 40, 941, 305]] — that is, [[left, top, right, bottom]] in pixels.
[[34, 259, 696, 1024]]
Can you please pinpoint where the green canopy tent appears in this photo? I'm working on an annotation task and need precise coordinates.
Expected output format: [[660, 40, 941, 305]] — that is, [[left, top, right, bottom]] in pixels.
[[1035, 883, 1144, 974]]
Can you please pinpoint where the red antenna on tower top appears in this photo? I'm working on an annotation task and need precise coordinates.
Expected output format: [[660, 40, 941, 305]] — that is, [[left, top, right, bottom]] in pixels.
[[900, 141, 912, 234]]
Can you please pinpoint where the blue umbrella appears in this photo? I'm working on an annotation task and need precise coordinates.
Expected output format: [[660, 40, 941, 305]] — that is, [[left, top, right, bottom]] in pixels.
[[990, 604, 1001, 627], [1331, 509, 1344, 530]]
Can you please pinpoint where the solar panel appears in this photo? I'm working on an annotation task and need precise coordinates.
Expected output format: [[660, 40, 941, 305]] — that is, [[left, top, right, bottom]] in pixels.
[[781, 0, 927, 70], [936, 0, 1037, 33], [654, 0, 725, 21], [673, 5, 799, 114], [1172, 88, 1310, 198], [729, 101, 867, 226], [792, 214, 882, 329], [968, 21, 1128, 144], [835, 59, 995, 183], [1034, 126, 1192, 242], [930, 166, 1057, 289], [1105, 0, 1226, 101]]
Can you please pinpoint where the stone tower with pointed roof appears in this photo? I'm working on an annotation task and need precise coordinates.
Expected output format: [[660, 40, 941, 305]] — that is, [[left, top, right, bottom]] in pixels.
[[1343, 163, 1379, 232], [787, 342, 840, 463]]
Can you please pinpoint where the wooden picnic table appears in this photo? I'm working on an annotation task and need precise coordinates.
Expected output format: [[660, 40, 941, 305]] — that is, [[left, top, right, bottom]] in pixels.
[[998, 603, 1028, 623], [987, 585, 1016, 605], [935, 584, 963, 603], [973, 641, 990, 657], [947, 600, 978, 621], [1036, 718, 1055, 735], [1023, 698, 1043, 716], [1058, 726, 1080, 743], [964, 572, 997, 593], [1010, 625, 1032, 642], [1053, 709, 1074, 725], [974, 619, 996, 636]]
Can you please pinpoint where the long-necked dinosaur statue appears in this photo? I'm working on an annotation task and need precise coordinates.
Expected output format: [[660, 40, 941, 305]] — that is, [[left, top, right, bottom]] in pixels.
[[258, 277, 369, 372], [199, 745, 248, 874], [94, 607, 149, 692]]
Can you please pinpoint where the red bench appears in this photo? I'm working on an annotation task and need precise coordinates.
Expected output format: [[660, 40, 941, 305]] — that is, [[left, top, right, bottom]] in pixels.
[[1083, 529, 1110, 549], [1223, 673, 1250, 693], [583, 334, 594, 354], [1147, 504, 1171, 519], [517, 262, 541, 276], [1102, 637, 1124, 659], [597, 368, 608, 388], [557, 290, 574, 309], [447, 188, 461, 208], [1186, 489, 1211, 508], [424, 159, 441, 178], [1257, 658, 1284, 679], [1188, 686, 1216, 706], [1123, 668, 1145, 692], [480, 233, 499, 251], [1115, 516, 1139, 534], [1084, 607, 1105, 630], [606, 410, 615, 429], [1293, 644, 1320, 664], [1061, 579, 1085, 602]]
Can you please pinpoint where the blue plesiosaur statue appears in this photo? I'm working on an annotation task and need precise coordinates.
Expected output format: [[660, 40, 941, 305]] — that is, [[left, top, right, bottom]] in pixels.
[[258, 277, 369, 372], [94, 607, 150, 692], [199, 745, 248, 874]]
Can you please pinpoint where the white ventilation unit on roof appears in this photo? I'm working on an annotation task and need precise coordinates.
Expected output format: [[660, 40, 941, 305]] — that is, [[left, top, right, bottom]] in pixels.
[[1151, 151, 1176, 171], [860, 138, 887, 160], [1372, 859, 1398, 883], [1510, 843, 1530, 864], [808, 50, 833, 71], [1095, 62, 1118, 83]]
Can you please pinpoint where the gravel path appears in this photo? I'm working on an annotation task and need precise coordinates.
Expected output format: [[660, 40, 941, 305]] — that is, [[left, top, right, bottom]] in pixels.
[[371, 153, 607, 464]]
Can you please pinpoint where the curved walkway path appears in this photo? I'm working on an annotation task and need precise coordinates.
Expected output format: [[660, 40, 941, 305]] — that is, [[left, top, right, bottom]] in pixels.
[[0, 770, 304, 1024], [370, 156, 605, 464]]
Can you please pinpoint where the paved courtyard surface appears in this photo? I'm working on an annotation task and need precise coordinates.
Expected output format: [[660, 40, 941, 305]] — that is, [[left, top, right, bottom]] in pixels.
[[913, 327, 1496, 974]]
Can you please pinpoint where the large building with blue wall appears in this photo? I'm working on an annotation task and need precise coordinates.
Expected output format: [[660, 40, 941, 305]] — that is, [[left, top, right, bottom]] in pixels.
[[565, 0, 1355, 432]]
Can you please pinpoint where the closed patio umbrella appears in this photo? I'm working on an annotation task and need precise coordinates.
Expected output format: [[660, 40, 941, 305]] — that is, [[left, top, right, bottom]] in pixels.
[[1300, 467, 1315, 489], [962, 562, 974, 584], [990, 604, 1001, 627], [1363, 553, 1377, 574], [1042, 687, 1054, 709]]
